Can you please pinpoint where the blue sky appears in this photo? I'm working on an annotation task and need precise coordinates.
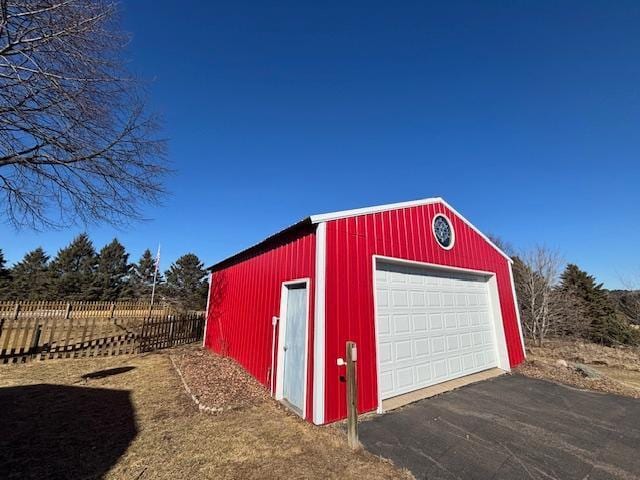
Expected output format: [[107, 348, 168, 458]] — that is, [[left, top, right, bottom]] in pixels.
[[3, 1, 640, 287]]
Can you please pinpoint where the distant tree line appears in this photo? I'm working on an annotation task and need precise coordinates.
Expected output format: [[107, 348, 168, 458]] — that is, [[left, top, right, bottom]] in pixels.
[[0, 235, 209, 310], [491, 239, 640, 347]]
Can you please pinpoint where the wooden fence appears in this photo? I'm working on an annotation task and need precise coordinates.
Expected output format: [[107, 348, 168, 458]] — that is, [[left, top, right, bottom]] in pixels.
[[0, 300, 179, 320], [0, 310, 205, 364]]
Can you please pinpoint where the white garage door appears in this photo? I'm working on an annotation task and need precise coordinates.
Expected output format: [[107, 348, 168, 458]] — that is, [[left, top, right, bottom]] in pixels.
[[375, 262, 499, 400]]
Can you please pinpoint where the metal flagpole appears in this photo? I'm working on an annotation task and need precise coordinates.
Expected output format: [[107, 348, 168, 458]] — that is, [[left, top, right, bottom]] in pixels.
[[150, 244, 161, 310]]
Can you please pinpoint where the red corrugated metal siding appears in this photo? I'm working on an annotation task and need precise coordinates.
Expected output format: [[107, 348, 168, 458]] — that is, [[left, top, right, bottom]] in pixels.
[[204, 225, 316, 421], [324, 202, 525, 423]]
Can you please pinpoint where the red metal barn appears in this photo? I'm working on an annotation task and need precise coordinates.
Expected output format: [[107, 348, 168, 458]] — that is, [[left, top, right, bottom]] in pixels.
[[204, 198, 526, 425]]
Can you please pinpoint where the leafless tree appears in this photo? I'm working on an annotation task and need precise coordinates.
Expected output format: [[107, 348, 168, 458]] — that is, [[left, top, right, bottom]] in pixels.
[[616, 271, 640, 325], [0, 0, 167, 229], [487, 234, 515, 257], [512, 246, 563, 346]]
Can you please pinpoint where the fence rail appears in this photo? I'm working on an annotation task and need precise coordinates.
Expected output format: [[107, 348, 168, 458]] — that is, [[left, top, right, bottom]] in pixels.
[[0, 300, 184, 321], [0, 309, 205, 364]]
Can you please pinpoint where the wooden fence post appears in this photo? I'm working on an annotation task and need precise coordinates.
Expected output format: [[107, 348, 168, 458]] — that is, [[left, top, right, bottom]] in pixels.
[[346, 341, 359, 450], [30, 325, 42, 359], [13, 302, 20, 320], [65, 302, 72, 319]]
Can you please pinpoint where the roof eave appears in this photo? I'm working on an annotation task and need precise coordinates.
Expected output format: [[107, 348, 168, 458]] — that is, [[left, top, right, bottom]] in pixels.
[[207, 217, 313, 271]]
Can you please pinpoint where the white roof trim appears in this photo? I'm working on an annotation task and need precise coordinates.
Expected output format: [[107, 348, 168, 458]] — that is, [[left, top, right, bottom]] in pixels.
[[309, 197, 442, 223], [438, 199, 513, 263], [209, 197, 512, 270], [310, 197, 512, 263]]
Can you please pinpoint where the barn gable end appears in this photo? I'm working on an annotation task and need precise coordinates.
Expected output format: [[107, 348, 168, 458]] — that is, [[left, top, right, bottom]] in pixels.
[[320, 199, 524, 423]]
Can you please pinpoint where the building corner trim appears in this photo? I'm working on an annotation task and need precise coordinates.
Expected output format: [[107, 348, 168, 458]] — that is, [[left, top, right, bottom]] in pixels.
[[312, 222, 327, 425], [507, 261, 526, 361]]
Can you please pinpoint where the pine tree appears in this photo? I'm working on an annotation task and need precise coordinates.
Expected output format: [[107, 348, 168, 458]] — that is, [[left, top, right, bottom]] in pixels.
[[94, 239, 130, 301], [164, 253, 208, 309], [0, 249, 12, 300], [10, 248, 50, 300], [129, 249, 162, 300], [49, 234, 98, 300], [559, 264, 637, 345]]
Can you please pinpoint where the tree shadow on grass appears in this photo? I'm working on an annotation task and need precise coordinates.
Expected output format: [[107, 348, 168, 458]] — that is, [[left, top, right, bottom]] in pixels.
[[81, 366, 136, 380], [0, 384, 137, 479]]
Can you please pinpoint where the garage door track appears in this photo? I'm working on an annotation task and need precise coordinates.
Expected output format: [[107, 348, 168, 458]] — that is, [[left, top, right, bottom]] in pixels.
[[359, 374, 640, 480]]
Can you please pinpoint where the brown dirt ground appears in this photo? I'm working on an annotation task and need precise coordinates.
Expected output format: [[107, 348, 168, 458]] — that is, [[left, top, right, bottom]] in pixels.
[[516, 339, 640, 399], [0, 348, 411, 480]]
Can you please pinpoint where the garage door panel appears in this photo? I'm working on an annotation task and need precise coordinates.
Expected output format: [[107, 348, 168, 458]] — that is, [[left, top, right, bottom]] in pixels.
[[395, 340, 413, 361], [446, 335, 459, 351], [414, 338, 430, 357], [449, 357, 462, 374], [416, 364, 432, 383], [391, 290, 409, 307], [444, 313, 457, 328], [376, 262, 499, 400], [462, 353, 475, 370], [396, 367, 414, 388], [431, 336, 446, 354], [379, 371, 394, 395], [377, 314, 391, 335], [393, 314, 411, 334], [429, 313, 444, 330], [410, 291, 426, 306], [433, 359, 448, 379], [413, 314, 428, 332], [377, 288, 389, 307]]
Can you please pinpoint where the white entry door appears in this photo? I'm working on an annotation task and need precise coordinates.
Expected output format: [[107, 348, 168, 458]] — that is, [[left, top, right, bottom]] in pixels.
[[375, 262, 499, 400], [281, 283, 308, 415]]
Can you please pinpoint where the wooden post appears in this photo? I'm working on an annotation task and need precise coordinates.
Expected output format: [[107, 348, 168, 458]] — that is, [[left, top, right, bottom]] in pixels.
[[65, 302, 72, 319], [346, 341, 359, 450], [169, 317, 175, 348], [13, 302, 20, 320], [30, 325, 42, 360]]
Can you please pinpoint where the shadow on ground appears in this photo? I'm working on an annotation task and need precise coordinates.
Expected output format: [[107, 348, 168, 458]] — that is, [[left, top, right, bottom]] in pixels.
[[81, 366, 136, 380], [0, 384, 137, 479]]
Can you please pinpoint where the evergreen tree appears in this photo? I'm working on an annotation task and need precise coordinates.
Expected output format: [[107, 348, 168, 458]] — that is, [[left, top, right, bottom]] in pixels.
[[129, 249, 162, 300], [164, 253, 208, 309], [559, 264, 638, 345], [0, 249, 11, 300], [94, 239, 130, 301], [10, 248, 50, 300], [49, 234, 98, 300]]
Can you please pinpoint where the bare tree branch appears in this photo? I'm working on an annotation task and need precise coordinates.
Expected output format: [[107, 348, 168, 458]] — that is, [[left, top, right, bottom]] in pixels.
[[513, 246, 563, 346], [615, 271, 640, 326], [0, 0, 167, 230]]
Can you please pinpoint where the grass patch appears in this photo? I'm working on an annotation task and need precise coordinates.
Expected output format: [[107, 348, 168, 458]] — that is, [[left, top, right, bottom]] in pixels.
[[0, 349, 410, 479]]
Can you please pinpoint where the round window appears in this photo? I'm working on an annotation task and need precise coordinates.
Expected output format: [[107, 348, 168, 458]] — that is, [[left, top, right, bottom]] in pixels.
[[432, 214, 454, 250]]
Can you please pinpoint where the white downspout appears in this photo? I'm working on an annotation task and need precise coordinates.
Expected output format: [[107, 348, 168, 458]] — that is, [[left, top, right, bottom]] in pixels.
[[202, 272, 213, 347], [270, 315, 279, 396]]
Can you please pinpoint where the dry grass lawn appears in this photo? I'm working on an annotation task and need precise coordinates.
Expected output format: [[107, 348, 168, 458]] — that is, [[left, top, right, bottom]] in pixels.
[[516, 339, 640, 398], [0, 350, 410, 480]]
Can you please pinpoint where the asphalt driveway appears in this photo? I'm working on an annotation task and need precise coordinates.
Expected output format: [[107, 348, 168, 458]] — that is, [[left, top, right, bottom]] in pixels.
[[360, 374, 640, 480]]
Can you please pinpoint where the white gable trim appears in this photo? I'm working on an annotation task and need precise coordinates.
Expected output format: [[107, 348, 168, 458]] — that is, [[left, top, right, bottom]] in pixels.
[[310, 197, 442, 223], [438, 199, 513, 263], [310, 197, 512, 263]]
